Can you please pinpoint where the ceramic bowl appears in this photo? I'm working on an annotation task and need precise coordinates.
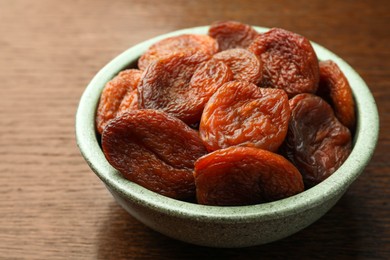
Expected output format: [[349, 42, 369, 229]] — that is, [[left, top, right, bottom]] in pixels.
[[75, 26, 379, 248]]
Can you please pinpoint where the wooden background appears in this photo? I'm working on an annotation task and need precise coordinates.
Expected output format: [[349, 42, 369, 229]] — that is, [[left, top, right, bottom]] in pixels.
[[0, 0, 389, 259]]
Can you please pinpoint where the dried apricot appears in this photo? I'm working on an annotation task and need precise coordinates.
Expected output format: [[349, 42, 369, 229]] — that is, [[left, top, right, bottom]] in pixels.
[[194, 147, 304, 206], [208, 20, 258, 51], [248, 28, 319, 97], [138, 34, 218, 70], [199, 81, 290, 152], [117, 89, 138, 114], [282, 93, 352, 187], [101, 110, 207, 200], [318, 60, 356, 131], [96, 69, 142, 134], [188, 59, 234, 121], [138, 52, 213, 125], [213, 48, 262, 84]]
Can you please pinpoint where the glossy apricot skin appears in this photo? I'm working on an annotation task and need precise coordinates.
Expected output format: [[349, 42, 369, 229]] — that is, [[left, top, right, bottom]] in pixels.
[[101, 110, 207, 200], [199, 81, 290, 152], [318, 60, 356, 131], [194, 147, 304, 206], [282, 94, 352, 188]]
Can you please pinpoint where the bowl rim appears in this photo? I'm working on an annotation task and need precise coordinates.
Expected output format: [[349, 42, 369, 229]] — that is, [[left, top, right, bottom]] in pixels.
[[75, 25, 379, 222]]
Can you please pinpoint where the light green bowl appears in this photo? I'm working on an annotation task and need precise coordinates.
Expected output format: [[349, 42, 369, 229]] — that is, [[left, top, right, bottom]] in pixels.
[[75, 26, 379, 248]]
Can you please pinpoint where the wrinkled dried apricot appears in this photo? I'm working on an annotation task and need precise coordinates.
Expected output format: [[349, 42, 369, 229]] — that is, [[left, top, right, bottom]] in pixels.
[[199, 81, 290, 152], [317, 60, 356, 131], [194, 146, 304, 206], [282, 93, 352, 187], [138, 52, 213, 125], [138, 34, 218, 70], [117, 89, 138, 114], [187, 59, 234, 121], [208, 21, 258, 51], [96, 69, 142, 134], [248, 28, 319, 97], [213, 48, 262, 84], [101, 110, 207, 200]]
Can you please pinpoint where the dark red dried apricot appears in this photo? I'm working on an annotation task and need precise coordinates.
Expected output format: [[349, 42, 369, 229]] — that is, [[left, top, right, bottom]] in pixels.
[[199, 81, 290, 152], [138, 34, 218, 70], [282, 93, 352, 187], [96, 69, 142, 134], [317, 60, 356, 131], [101, 110, 207, 200], [208, 20, 258, 51], [248, 28, 319, 97], [138, 52, 214, 125], [194, 146, 304, 206], [213, 48, 262, 84]]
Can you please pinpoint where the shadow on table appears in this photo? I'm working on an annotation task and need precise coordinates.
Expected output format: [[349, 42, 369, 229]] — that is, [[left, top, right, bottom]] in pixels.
[[97, 195, 361, 259]]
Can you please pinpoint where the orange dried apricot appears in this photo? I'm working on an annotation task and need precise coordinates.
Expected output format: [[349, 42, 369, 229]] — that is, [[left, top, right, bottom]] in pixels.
[[138, 34, 218, 70], [96, 69, 142, 134], [318, 60, 356, 131], [213, 48, 262, 84], [102, 110, 207, 200], [194, 147, 304, 206], [208, 20, 258, 51], [248, 28, 319, 97], [200, 81, 290, 152], [138, 52, 215, 125]]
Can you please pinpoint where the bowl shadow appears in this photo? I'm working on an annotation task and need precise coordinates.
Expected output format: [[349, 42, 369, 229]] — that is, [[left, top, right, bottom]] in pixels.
[[97, 194, 361, 259]]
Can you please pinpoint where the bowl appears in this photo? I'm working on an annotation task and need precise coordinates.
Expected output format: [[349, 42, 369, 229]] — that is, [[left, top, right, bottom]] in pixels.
[[75, 26, 379, 248]]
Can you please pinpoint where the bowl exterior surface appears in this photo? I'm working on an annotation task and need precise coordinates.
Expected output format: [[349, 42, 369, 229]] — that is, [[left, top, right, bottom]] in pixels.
[[107, 185, 346, 247]]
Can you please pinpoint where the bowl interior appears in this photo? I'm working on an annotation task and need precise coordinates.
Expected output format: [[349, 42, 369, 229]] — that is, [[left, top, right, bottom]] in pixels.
[[75, 26, 379, 222]]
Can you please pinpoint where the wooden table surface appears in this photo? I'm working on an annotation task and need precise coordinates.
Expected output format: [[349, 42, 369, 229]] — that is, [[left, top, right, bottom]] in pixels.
[[1, 0, 389, 259]]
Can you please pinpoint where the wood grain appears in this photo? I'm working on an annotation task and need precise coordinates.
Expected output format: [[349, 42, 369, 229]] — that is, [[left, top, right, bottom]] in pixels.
[[0, 0, 389, 259]]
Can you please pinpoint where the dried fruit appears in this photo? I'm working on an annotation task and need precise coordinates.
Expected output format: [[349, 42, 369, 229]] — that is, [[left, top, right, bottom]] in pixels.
[[96, 24, 357, 204], [208, 20, 258, 51], [318, 60, 356, 131], [96, 69, 142, 134], [248, 28, 319, 97], [138, 52, 213, 125], [194, 146, 304, 206], [138, 34, 218, 70], [101, 110, 207, 200], [282, 93, 352, 187], [118, 89, 138, 114], [188, 59, 234, 121], [200, 81, 290, 152], [213, 48, 262, 84]]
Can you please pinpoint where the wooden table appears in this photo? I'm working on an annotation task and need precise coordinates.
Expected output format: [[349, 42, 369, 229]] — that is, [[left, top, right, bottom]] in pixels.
[[1, 0, 389, 259]]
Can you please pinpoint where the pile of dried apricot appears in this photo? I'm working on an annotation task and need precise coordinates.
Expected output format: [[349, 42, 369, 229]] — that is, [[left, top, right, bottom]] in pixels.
[[96, 21, 355, 206]]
